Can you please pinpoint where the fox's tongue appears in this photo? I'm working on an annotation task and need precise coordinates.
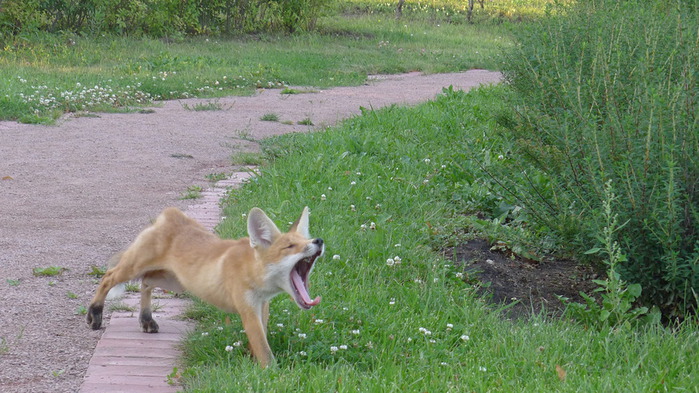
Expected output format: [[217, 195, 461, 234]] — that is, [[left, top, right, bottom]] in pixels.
[[291, 269, 320, 307]]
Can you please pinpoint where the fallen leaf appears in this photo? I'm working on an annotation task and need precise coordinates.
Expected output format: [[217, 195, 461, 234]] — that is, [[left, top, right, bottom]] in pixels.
[[2, 176, 13, 180], [555, 364, 567, 382]]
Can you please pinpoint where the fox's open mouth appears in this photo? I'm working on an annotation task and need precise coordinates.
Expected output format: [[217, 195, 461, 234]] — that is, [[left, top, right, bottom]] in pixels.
[[290, 251, 321, 309]]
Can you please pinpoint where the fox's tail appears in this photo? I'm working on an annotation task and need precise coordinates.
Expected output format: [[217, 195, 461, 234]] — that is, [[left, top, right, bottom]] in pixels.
[[105, 251, 126, 300]]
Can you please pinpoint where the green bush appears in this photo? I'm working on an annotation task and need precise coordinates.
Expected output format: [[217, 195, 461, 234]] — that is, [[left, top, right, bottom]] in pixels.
[[0, 0, 329, 38], [500, 0, 698, 316]]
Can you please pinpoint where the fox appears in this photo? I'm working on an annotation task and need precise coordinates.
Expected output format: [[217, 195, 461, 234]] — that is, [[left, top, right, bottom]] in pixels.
[[86, 206, 324, 368]]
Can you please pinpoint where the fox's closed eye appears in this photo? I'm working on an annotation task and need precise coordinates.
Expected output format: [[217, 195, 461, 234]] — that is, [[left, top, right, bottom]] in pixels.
[[285, 244, 295, 249]]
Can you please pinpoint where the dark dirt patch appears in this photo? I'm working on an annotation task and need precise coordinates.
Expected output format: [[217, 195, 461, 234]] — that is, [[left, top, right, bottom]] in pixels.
[[446, 239, 602, 318]]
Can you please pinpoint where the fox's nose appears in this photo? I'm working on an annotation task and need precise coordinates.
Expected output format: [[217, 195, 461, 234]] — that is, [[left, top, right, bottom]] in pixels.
[[313, 238, 324, 247]]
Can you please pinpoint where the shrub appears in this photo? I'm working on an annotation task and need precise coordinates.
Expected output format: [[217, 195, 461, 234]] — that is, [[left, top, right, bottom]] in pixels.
[[500, 0, 698, 316]]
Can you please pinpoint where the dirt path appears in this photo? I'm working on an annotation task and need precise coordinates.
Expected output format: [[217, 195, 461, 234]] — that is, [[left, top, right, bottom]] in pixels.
[[0, 70, 501, 393]]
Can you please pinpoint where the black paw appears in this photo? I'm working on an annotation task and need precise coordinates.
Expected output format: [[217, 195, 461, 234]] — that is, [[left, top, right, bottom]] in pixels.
[[140, 310, 159, 333], [86, 304, 103, 330]]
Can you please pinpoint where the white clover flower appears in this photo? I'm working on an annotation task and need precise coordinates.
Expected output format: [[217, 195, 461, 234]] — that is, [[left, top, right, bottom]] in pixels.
[[389, 298, 396, 305], [393, 256, 402, 265], [298, 333, 307, 339], [225, 345, 234, 352], [369, 222, 376, 230], [277, 323, 284, 328], [321, 194, 327, 201], [479, 366, 487, 372], [299, 351, 307, 356], [351, 329, 360, 335], [424, 158, 431, 163], [201, 332, 209, 336], [330, 346, 339, 353], [350, 181, 357, 186], [339, 345, 348, 350], [455, 272, 464, 278], [360, 224, 367, 230], [350, 204, 356, 211], [233, 341, 242, 347], [333, 254, 341, 260], [440, 362, 448, 366], [461, 335, 470, 341], [328, 187, 333, 191], [423, 179, 429, 184], [395, 243, 402, 247], [217, 326, 224, 330], [429, 339, 436, 344], [446, 323, 454, 330], [314, 319, 324, 324], [386, 258, 395, 266], [407, 337, 412, 342]]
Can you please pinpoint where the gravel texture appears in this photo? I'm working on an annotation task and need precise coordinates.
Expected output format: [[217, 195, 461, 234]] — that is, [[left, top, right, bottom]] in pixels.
[[0, 70, 502, 393]]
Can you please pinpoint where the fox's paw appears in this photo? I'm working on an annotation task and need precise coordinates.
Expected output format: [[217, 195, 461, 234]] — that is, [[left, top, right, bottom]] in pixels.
[[86, 304, 103, 330], [140, 318, 159, 333], [139, 310, 159, 333]]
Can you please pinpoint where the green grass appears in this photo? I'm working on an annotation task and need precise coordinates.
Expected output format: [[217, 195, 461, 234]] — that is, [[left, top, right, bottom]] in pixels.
[[180, 86, 698, 392], [32, 266, 67, 277], [0, 14, 509, 123]]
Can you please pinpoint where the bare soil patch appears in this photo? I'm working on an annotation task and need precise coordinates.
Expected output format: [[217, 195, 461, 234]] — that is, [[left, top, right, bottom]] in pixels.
[[446, 239, 601, 318]]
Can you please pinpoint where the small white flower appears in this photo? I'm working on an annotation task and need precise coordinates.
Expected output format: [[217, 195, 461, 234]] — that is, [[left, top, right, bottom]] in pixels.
[[369, 222, 376, 230], [277, 323, 284, 328], [217, 326, 224, 330], [298, 333, 307, 339], [394, 243, 401, 247], [321, 194, 326, 201], [339, 345, 348, 350], [356, 172, 362, 176], [424, 158, 431, 163], [461, 335, 470, 341], [441, 164, 447, 169], [407, 337, 412, 342], [233, 341, 242, 347], [328, 187, 333, 191], [241, 213, 247, 218], [201, 332, 209, 336], [479, 366, 487, 372], [333, 254, 341, 260], [330, 346, 339, 353], [299, 351, 307, 356], [393, 256, 402, 264], [389, 298, 396, 305], [314, 319, 324, 324], [350, 181, 357, 186], [386, 258, 395, 266], [429, 339, 436, 344], [455, 272, 464, 278], [446, 323, 454, 330], [225, 345, 234, 352], [360, 224, 367, 230], [440, 362, 448, 366], [351, 329, 360, 335], [423, 179, 429, 184], [350, 205, 356, 211]]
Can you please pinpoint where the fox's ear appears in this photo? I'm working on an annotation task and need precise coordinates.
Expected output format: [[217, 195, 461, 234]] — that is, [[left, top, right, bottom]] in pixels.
[[288, 206, 310, 238], [248, 208, 281, 249]]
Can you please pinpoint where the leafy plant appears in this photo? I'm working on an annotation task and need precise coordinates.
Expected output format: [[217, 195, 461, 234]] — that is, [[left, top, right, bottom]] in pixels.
[[87, 265, 106, 278], [560, 182, 659, 328], [206, 172, 229, 182], [260, 113, 280, 122], [180, 185, 204, 199], [6, 279, 20, 287], [66, 291, 79, 299], [32, 266, 67, 277], [297, 117, 313, 126]]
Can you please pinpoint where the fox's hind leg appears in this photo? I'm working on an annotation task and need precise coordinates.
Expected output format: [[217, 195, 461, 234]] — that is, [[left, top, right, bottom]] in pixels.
[[87, 240, 158, 330], [139, 280, 159, 333]]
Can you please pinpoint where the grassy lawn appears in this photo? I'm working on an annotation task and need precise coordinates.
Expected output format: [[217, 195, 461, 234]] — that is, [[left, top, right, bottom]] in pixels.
[[0, 15, 508, 123], [181, 86, 698, 392]]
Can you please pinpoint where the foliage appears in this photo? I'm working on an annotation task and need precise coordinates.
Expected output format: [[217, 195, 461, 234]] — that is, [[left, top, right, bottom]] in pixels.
[[500, 0, 699, 316], [0, 0, 330, 40], [560, 182, 660, 329]]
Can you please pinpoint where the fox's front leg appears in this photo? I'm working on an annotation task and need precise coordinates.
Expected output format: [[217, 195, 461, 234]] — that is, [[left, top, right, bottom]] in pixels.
[[240, 308, 274, 368]]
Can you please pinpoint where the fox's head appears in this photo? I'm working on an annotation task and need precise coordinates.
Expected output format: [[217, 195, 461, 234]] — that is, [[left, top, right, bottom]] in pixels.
[[247, 206, 324, 309]]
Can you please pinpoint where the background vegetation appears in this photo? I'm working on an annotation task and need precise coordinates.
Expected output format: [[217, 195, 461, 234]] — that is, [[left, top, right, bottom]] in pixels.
[[500, 0, 698, 316]]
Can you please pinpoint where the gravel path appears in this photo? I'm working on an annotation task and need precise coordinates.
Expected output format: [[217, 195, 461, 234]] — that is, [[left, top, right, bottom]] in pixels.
[[0, 70, 501, 393]]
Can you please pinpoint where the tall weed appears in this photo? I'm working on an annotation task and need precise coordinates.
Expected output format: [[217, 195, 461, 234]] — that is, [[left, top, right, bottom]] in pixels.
[[500, 0, 699, 316]]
